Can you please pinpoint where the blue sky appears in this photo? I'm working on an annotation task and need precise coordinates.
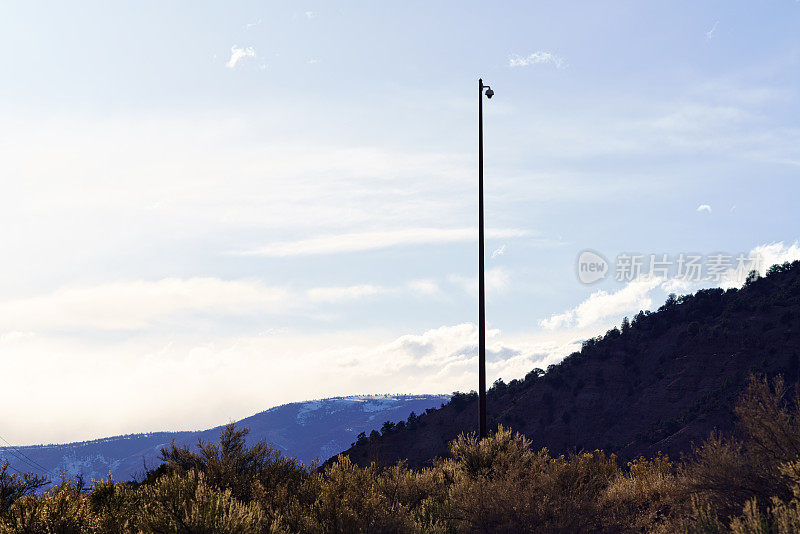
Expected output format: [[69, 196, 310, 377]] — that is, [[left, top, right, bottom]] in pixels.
[[1, 1, 799, 444]]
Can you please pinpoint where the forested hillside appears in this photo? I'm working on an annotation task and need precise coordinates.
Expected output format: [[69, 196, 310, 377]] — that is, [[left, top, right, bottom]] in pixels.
[[340, 262, 800, 467]]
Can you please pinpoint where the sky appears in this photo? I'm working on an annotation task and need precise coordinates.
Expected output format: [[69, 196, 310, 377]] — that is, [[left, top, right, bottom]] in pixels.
[[1, 1, 799, 445]]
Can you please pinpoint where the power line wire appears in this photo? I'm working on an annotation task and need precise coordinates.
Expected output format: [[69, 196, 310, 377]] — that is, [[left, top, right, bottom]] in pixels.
[[2, 460, 27, 476], [0, 448, 46, 476], [0, 446, 50, 477], [0, 439, 51, 472], [0, 432, 50, 471], [0, 432, 57, 478]]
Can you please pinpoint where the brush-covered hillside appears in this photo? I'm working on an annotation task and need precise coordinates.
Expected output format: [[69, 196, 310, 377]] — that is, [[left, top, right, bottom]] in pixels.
[[339, 261, 800, 467]]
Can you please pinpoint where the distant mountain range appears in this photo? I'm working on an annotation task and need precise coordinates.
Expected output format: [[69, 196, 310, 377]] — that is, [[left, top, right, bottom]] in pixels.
[[340, 262, 800, 468], [0, 394, 449, 482]]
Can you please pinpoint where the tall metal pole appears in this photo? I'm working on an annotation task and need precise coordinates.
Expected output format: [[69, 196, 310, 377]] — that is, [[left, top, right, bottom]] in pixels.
[[478, 78, 487, 439]]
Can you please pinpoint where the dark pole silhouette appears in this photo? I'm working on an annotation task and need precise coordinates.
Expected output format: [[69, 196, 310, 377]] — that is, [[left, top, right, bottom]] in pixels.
[[478, 78, 493, 439]]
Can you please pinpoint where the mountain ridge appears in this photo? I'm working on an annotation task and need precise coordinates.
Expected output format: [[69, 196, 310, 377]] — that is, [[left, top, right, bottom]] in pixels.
[[0, 394, 450, 482]]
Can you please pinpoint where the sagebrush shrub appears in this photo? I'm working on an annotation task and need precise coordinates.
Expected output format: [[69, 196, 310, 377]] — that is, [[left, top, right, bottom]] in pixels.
[[6, 373, 800, 533]]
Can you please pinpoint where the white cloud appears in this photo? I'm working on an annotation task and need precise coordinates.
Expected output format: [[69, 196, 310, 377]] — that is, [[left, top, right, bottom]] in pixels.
[[307, 58, 320, 65], [750, 242, 800, 272], [492, 244, 506, 258], [407, 279, 441, 297], [706, 21, 719, 40], [697, 204, 712, 213], [0, 278, 291, 331], [245, 19, 261, 29], [306, 284, 386, 303], [0, 331, 35, 343], [226, 46, 256, 68], [507, 93, 799, 164], [337, 323, 570, 391], [0, 321, 573, 444], [719, 241, 800, 289], [448, 267, 511, 296], [660, 277, 693, 294], [0, 115, 481, 275], [541, 240, 800, 333], [0, 275, 459, 333], [652, 105, 746, 136], [539, 277, 662, 330], [509, 51, 566, 69], [488, 268, 511, 293], [305, 11, 316, 18], [237, 228, 528, 257]]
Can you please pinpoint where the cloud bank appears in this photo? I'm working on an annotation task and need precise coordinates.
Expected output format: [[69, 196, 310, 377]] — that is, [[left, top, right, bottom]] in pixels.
[[238, 228, 528, 257], [0, 322, 570, 445]]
